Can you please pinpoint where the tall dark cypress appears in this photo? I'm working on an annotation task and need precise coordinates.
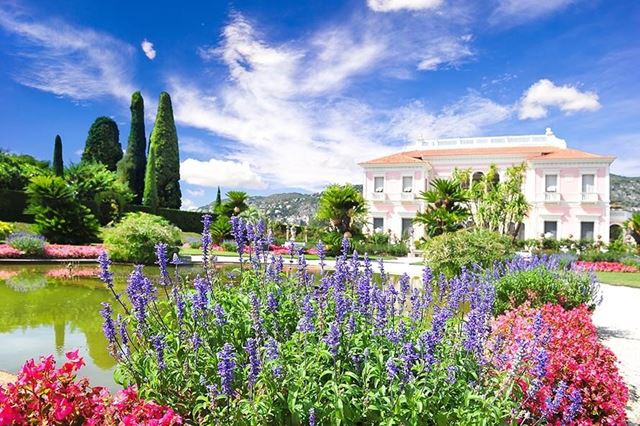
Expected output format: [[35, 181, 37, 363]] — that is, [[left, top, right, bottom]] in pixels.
[[82, 117, 122, 171], [52, 135, 64, 177], [214, 186, 222, 211], [147, 92, 181, 208], [117, 92, 147, 204]]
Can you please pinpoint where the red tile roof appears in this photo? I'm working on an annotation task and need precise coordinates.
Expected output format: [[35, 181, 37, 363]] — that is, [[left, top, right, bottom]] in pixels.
[[360, 145, 614, 165]]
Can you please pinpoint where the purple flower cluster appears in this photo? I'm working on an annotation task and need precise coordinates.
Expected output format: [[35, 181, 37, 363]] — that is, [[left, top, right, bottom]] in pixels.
[[217, 343, 236, 397], [244, 338, 261, 388], [323, 321, 341, 359], [100, 302, 116, 350]]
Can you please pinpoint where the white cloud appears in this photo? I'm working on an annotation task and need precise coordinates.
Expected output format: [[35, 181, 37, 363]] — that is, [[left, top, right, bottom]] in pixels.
[[180, 158, 266, 189], [0, 4, 135, 102], [610, 159, 640, 177], [181, 198, 198, 211], [186, 188, 205, 197], [141, 39, 156, 60], [519, 79, 600, 119], [491, 0, 575, 24], [180, 136, 217, 157], [367, 0, 443, 13], [167, 15, 512, 191], [417, 35, 473, 71]]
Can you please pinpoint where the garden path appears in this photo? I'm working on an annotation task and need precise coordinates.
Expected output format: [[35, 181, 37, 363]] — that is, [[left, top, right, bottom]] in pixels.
[[593, 283, 640, 425]]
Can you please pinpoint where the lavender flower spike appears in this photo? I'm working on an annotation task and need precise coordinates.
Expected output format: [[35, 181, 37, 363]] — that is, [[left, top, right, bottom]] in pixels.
[[245, 338, 261, 388], [100, 302, 117, 349], [217, 343, 236, 397]]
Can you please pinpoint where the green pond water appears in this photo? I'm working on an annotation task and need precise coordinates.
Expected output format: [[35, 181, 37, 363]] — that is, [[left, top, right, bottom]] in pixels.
[[0, 262, 205, 391]]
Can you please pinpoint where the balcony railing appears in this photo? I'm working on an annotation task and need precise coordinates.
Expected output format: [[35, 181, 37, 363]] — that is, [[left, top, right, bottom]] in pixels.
[[581, 192, 598, 203], [400, 192, 415, 201], [370, 192, 386, 201], [544, 192, 561, 202]]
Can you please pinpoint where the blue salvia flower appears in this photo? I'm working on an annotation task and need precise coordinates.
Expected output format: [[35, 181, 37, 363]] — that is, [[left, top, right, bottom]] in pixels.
[[308, 408, 316, 426], [250, 292, 263, 336], [155, 242, 169, 285], [98, 251, 115, 291], [213, 303, 227, 327], [527, 347, 549, 398], [399, 342, 418, 382], [217, 343, 236, 397], [171, 252, 182, 266], [333, 291, 350, 323], [264, 337, 283, 378], [151, 335, 167, 370], [230, 216, 247, 260], [245, 338, 261, 388], [201, 214, 212, 274], [563, 389, 582, 424], [316, 241, 326, 271], [446, 365, 457, 384], [100, 302, 117, 349], [192, 276, 210, 319], [288, 240, 295, 259], [398, 273, 410, 314], [385, 357, 399, 382], [297, 254, 309, 287], [544, 381, 567, 417], [346, 315, 356, 335], [191, 332, 203, 351], [410, 288, 421, 322], [117, 314, 128, 345], [356, 274, 371, 315], [372, 287, 387, 335], [126, 266, 155, 334], [341, 237, 350, 256], [266, 292, 279, 314], [323, 321, 341, 358], [172, 286, 185, 328], [297, 295, 315, 332]]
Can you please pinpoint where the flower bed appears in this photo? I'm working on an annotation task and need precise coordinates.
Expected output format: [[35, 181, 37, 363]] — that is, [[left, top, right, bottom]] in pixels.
[[574, 260, 638, 273], [0, 244, 103, 259], [490, 303, 628, 425], [0, 350, 182, 425]]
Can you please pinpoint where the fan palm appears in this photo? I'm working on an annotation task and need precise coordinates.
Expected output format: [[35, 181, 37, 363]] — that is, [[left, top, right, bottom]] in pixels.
[[624, 212, 640, 244], [414, 178, 470, 238], [317, 184, 367, 237]]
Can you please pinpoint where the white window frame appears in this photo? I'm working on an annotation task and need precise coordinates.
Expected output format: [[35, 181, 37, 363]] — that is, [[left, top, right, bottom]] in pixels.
[[543, 220, 559, 240], [401, 175, 414, 193], [543, 171, 559, 193], [580, 221, 596, 241], [372, 216, 385, 233], [373, 175, 385, 193], [580, 172, 596, 194]]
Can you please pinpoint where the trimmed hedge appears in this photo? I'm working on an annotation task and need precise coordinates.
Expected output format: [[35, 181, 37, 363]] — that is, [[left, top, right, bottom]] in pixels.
[[0, 190, 32, 222], [124, 204, 210, 232]]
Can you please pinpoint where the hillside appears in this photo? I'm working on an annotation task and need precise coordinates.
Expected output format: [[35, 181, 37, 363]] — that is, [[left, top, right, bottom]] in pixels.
[[611, 174, 640, 210]]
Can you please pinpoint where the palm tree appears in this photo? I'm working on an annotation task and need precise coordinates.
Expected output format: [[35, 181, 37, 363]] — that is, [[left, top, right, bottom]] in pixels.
[[222, 191, 249, 216], [624, 212, 640, 244], [317, 184, 367, 237], [414, 178, 470, 238]]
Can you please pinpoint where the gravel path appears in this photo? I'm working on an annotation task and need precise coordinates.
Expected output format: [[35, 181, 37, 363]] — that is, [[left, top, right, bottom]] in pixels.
[[592, 284, 640, 425]]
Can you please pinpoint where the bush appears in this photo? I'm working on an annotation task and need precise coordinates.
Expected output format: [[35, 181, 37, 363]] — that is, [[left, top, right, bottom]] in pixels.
[[103, 212, 181, 263], [354, 240, 408, 257], [6, 232, 46, 256], [124, 204, 208, 232], [25, 175, 100, 244], [0, 190, 31, 222], [0, 350, 182, 425], [491, 304, 628, 425], [220, 240, 236, 252], [0, 151, 50, 191], [491, 256, 600, 315], [422, 228, 514, 277], [0, 221, 13, 240], [578, 249, 624, 262], [97, 224, 530, 424]]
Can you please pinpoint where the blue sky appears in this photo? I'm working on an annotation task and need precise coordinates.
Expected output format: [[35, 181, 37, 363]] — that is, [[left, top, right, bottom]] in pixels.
[[0, 0, 638, 209]]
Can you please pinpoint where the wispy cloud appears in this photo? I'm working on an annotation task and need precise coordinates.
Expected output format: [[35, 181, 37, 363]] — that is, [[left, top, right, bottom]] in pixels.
[[0, 4, 136, 102], [141, 39, 156, 60], [490, 0, 576, 24], [169, 14, 511, 191], [519, 79, 600, 120], [367, 0, 443, 13]]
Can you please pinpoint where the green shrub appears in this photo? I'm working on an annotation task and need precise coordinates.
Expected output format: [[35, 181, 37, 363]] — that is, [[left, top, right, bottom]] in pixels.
[[103, 212, 181, 264], [25, 175, 100, 244], [423, 228, 514, 277], [578, 249, 624, 262], [0, 151, 50, 190], [492, 261, 599, 315], [541, 238, 560, 250], [124, 204, 207, 232], [621, 256, 640, 269], [354, 240, 408, 257], [0, 190, 31, 222], [0, 221, 14, 240], [7, 232, 46, 256], [220, 241, 236, 252]]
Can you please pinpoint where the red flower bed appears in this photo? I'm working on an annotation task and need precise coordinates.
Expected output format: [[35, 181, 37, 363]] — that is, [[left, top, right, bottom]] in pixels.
[[0, 244, 103, 260], [0, 350, 181, 425], [574, 260, 637, 273], [491, 304, 628, 425]]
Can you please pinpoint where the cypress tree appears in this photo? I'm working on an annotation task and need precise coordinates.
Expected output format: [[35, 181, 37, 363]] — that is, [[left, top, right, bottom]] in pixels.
[[117, 91, 147, 204], [143, 142, 159, 212], [52, 135, 64, 177], [82, 117, 122, 171], [214, 186, 222, 211], [148, 92, 181, 208]]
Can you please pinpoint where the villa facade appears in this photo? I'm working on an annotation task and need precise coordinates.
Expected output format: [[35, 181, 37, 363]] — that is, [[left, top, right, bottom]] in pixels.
[[359, 129, 619, 243]]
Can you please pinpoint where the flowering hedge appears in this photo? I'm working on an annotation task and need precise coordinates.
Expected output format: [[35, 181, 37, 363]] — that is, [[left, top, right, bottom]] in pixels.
[[0, 243, 103, 259], [574, 260, 638, 273], [97, 215, 537, 424], [0, 350, 182, 425], [490, 303, 628, 425]]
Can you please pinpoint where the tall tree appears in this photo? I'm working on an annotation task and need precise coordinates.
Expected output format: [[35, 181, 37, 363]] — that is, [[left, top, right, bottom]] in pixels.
[[147, 92, 181, 208], [214, 186, 222, 211], [143, 143, 159, 212], [52, 135, 64, 177], [82, 117, 122, 171], [117, 91, 147, 204]]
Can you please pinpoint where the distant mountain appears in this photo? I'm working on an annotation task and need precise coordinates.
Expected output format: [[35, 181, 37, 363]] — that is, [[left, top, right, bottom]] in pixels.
[[611, 174, 640, 211], [198, 185, 363, 224]]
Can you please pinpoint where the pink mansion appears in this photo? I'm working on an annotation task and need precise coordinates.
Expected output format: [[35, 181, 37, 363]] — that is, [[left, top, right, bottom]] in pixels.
[[359, 129, 620, 243]]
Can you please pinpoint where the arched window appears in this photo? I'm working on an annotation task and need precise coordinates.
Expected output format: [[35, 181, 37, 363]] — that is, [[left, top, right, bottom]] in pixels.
[[610, 224, 623, 241]]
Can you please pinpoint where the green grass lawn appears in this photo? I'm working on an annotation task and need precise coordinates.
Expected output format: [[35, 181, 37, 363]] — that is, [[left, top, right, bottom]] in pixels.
[[595, 271, 640, 289]]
